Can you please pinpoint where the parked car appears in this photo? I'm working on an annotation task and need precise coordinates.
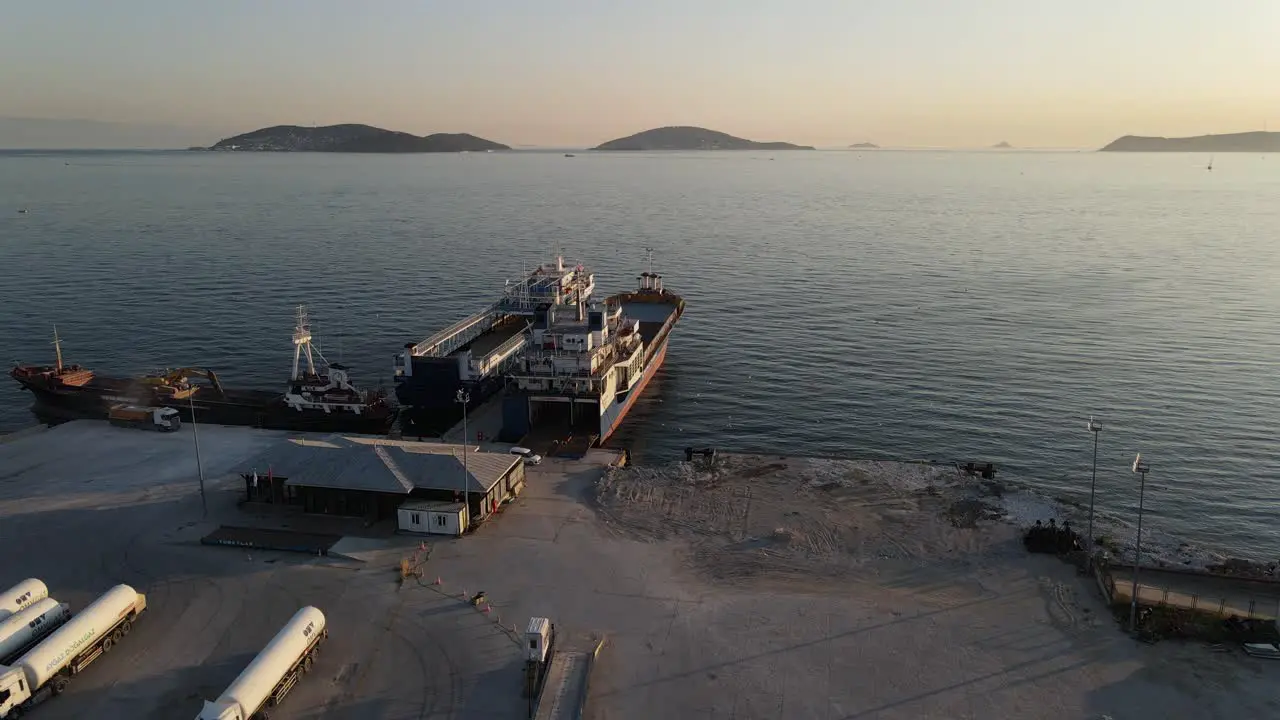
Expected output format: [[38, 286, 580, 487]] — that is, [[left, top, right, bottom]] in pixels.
[[509, 446, 542, 465]]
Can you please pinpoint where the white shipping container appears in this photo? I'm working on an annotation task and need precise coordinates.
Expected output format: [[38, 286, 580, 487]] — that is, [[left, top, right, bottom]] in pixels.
[[0, 580, 47, 622], [397, 500, 468, 537], [197, 606, 326, 720], [526, 617, 551, 662], [0, 599, 71, 663]]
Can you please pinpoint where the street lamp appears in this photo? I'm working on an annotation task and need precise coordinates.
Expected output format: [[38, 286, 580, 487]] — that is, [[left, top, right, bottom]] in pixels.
[[189, 394, 207, 518], [456, 388, 470, 499], [1129, 453, 1151, 633], [1086, 416, 1102, 562]]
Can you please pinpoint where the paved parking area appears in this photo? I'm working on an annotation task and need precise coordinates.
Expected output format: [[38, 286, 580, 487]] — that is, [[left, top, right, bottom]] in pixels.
[[0, 421, 527, 720]]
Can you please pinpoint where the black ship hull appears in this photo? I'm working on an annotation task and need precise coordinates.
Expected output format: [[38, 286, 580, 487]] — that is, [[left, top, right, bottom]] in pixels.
[[394, 362, 507, 437], [16, 377, 393, 435], [393, 361, 506, 411]]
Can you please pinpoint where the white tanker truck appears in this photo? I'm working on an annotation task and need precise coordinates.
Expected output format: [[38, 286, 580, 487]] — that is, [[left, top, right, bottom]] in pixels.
[[0, 584, 146, 718], [0, 581, 47, 623], [196, 606, 327, 720], [0, 599, 72, 666]]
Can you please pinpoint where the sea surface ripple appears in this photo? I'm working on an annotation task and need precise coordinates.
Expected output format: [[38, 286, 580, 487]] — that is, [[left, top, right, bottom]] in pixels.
[[1, 148, 1277, 560]]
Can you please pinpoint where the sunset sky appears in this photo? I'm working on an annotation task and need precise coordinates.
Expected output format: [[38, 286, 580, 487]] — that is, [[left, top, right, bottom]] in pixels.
[[2, 0, 1278, 148]]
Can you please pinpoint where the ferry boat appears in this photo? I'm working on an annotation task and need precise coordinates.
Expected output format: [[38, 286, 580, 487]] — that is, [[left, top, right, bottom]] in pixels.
[[393, 256, 595, 433], [501, 259, 683, 449]]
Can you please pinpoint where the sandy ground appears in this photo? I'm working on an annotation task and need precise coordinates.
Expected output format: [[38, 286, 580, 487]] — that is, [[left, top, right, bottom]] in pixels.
[[571, 454, 1280, 720], [3, 425, 1279, 719]]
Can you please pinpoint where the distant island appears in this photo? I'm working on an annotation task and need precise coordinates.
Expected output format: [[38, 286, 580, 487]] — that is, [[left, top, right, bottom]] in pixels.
[[592, 126, 813, 151], [991, 141, 1013, 149], [849, 142, 879, 149], [205, 124, 510, 153], [1100, 131, 1280, 152]]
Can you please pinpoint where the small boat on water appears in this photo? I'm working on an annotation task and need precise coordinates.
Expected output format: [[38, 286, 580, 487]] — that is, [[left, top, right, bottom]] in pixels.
[[564, 153, 576, 158]]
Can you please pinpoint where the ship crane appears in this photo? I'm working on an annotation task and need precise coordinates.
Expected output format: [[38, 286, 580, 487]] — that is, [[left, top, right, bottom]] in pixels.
[[289, 305, 353, 390], [292, 305, 317, 381], [179, 368, 225, 396], [140, 367, 226, 398]]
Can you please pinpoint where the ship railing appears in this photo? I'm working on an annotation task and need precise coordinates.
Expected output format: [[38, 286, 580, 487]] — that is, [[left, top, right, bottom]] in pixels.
[[472, 333, 530, 377], [648, 308, 681, 348], [525, 347, 584, 357], [410, 304, 500, 357], [495, 297, 548, 314], [511, 374, 603, 391], [496, 290, 570, 314], [512, 368, 598, 379]]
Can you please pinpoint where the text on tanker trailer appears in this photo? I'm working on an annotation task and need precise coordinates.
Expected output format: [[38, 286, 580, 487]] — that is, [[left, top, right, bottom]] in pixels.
[[0, 584, 146, 718], [0, 599, 72, 666], [0, 581, 47, 623], [196, 606, 327, 720]]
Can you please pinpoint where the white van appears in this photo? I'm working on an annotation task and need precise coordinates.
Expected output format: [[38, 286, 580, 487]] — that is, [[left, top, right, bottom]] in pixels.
[[509, 446, 542, 465]]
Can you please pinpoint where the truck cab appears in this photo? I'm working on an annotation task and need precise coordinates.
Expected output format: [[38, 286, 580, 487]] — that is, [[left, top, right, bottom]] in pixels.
[[153, 407, 181, 431], [196, 700, 242, 720], [0, 665, 33, 717], [526, 617, 551, 662], [108, 404, 181, 432]]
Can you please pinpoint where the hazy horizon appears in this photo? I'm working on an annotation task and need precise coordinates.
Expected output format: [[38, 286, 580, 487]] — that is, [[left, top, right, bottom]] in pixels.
[[2, 1, 1277, 149]]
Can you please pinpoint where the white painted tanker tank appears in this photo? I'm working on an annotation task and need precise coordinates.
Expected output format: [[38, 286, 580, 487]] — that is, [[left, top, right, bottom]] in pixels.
[[0, 579, 47, 622], [9, 584, 142, 689], [0, 598, 71, 663], [197, 606, 326, 720]]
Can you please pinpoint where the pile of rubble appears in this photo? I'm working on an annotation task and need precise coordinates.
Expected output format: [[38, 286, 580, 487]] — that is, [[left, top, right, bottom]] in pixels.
[[1205, 558, 1280, 580], [1130, 606, 1280, 645]]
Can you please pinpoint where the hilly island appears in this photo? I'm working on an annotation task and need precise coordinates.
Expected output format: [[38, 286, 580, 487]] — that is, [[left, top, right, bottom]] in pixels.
[[207, 124, 509, 152], [593, 126, 813, 151], [1101, 131, 1280, 152]]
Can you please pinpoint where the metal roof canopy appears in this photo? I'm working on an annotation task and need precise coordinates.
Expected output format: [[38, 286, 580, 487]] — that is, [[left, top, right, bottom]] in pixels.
[[247, 435, 519, 495]]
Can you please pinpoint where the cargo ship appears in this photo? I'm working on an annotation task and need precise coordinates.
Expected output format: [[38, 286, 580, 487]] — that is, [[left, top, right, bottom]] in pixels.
[[10, 307, 393, 434], [501, 260, 683, 449], [393, 256, 595, 434]]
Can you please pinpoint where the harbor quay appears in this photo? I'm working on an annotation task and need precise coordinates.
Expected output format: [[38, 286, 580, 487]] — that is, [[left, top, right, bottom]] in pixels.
[[1, 420, 1277, 720]]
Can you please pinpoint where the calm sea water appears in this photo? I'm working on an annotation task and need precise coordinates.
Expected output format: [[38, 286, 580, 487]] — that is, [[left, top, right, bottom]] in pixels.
[[1, 149, 1277, 560]]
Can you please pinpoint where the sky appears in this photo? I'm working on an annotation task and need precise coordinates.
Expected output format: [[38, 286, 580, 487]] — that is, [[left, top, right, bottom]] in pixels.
[[2, 0, 1278, 148]]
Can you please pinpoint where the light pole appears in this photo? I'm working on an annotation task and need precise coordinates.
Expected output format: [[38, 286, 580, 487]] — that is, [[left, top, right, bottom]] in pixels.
[[189, 394, 207, 518], [456, 388, 470, 499], [1086, 416, 1102, 563], [1129, 453, 1150, 633]]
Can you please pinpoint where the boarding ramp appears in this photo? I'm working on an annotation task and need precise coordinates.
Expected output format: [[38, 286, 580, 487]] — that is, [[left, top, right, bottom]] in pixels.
[[468, 327, 529, 379], [409, 305, 501, 358], [401, 307, 528, 384], [533, 638, 603, 720]]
